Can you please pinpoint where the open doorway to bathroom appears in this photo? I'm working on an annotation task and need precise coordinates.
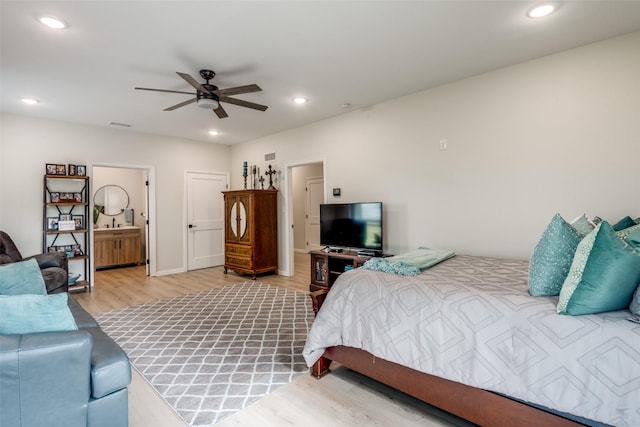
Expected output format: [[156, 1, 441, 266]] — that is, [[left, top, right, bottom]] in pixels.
[[92, 165, 154, 284]]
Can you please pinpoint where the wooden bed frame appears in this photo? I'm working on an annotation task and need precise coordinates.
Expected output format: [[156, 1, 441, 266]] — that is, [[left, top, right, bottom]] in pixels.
[[309, 290, 586, 427]]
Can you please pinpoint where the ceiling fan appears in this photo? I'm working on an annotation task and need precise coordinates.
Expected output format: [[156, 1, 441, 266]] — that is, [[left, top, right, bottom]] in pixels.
[[135, 69, 268, 119]]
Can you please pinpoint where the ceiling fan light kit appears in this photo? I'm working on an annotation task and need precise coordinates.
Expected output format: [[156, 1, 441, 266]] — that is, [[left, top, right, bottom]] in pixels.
[[197, 96, 219, 109], [135, 69, 267, 119]]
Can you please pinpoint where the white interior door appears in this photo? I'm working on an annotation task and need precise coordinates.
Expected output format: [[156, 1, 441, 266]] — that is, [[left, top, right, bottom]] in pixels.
[[305, 177, 324, 250], [187, 172, 227, 270]]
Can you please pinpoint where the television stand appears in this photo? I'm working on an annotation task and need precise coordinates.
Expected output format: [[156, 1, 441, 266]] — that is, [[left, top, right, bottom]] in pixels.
[[357, 249, 380, 257], [309, 249, 388, 292]]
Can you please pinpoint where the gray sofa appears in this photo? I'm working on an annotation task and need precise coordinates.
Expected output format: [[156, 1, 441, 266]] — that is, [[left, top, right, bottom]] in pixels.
[[0, 297, 131, 427], [0, 230, 69, 294]]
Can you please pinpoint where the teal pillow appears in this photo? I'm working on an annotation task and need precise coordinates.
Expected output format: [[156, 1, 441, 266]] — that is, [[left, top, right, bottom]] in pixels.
[[612, 216, 636, 231], [0, 293, 77, 334], [557, 221, 640, 315], [0, 258, 47, 295], [630, 286, 640, 316], [528, 214, 585, 297], [616, 223, 640, 241], [625, 228, 640, 249], [570, 214, 594, 235]]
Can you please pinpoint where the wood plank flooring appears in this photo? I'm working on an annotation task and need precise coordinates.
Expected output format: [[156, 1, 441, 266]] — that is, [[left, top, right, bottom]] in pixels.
[[74, 253, 469, 427], [74, 253, 311, 314]]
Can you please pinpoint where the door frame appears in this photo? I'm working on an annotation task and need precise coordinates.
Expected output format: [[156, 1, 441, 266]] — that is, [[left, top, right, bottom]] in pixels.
[[283, 158, 325, 277], [304, 176, 324, 252], [183, 170, 229, 272], [89, 162, 157, 281]]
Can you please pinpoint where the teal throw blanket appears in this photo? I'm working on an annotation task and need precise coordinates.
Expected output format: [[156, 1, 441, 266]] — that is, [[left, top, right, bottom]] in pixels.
[[362, 247, 456, 276]]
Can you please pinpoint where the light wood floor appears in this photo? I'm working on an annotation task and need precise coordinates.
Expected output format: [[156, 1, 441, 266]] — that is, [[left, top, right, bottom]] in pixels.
[[74, 253, 470, 427], [73, 253, 311, 315]]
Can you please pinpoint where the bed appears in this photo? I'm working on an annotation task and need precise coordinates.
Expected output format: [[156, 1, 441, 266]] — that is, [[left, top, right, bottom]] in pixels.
[[302, 255, 640, 427]]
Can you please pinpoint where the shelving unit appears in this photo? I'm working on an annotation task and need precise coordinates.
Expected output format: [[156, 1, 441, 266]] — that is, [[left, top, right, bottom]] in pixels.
[[309, 250, 373, 292], [43, 174, 91, 292]]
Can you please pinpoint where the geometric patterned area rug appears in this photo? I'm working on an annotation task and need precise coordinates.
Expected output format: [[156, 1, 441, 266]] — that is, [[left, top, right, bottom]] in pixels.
[[95, 281, 314, 426]]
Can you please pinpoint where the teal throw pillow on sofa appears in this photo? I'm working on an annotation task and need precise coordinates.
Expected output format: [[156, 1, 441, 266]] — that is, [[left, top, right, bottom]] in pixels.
[[0, 293, 77, 334], [0, 258, 47, 295], [528, 214, 585, 297], [557, 221, 640, 315]]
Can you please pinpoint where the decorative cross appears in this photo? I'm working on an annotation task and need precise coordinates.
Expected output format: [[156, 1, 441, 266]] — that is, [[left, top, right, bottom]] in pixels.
[[251, 166, 257, 189], [265, 164, 276, 190], [258, 175, 265, 190]]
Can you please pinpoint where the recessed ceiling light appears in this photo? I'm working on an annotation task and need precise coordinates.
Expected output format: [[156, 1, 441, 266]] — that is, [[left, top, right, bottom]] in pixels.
[[209, 130, 220, 136], [38, 15, 67, 29], [292, 97, 308, 105], [527, 3, 559, 18], [21, 98, 40, 105]]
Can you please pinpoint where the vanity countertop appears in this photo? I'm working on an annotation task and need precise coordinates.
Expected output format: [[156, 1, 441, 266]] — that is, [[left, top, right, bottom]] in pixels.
[[94, 226, 140, 232]]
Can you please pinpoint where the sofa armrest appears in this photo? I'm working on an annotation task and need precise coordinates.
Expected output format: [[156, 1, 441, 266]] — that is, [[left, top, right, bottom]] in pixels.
[[68, 295, 100, 328], [27, 251, 68, 271], [0, 330, 92, 427], [85, 327, 132, 398]]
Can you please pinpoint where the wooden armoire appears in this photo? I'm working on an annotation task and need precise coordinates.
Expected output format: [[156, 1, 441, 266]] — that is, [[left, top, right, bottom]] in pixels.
[[222, 189, 278, 278]]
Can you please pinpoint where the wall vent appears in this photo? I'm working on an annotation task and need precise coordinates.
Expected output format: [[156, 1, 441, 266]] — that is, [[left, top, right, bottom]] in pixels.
[[264, 152, 276, 161]]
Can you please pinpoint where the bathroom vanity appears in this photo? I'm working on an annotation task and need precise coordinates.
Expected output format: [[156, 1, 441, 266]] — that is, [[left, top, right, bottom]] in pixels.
[[94, 226, 141, 269]]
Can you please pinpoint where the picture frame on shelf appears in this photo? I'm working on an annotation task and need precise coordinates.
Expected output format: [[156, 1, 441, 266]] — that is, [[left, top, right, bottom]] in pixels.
[[70, 244, 82, 256], [46, 164, 57, 175], [50, 192, 60, 203], [55, 164, 66, 175], [73, 215, 84, 229], [73, 192, 82, 203], [68, 164, 76, 176], [47, 217, 59, 231], [58, 220, 75, 231], [60, 192, 73, 202], [76, 165, 86, 176], [59, 214, 72, 221]]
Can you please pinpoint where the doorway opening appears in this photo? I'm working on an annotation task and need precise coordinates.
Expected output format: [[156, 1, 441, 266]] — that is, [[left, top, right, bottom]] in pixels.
[[91, 164, 155, 285], [286, 160, 324, 277]]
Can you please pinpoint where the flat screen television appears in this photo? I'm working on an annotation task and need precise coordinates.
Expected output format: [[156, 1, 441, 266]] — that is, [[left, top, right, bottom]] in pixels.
[[320, 202, 383, 252]]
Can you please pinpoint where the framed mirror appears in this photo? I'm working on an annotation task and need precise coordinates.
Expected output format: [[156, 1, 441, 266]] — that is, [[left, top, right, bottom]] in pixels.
[[94, 185, 129, 216]]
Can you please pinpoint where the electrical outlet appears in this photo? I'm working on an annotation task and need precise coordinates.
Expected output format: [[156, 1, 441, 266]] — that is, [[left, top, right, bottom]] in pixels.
[[439, 139, 448, 150]]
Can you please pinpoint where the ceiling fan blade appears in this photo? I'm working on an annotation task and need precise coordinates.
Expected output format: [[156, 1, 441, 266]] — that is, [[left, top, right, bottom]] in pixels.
[[213, 104, 228, 119], [163, 97, 197, 111], [135, 87, 195, 95], [215, 84, 262, 97], [176, 72, 210, 94], [220, 96, 268, 111]]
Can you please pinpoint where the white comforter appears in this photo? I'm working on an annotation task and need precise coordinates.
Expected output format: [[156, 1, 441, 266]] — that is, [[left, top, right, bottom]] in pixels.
[[302, 255, 640, 426]]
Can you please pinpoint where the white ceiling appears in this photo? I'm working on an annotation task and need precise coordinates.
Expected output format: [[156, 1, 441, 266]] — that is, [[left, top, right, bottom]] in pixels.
[[2, 1, 640, 145]]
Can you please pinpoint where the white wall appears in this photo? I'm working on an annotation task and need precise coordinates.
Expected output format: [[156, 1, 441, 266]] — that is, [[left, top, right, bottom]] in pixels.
[[0, 116, 230, 273], [3, 31, 638, 275], [231, 31, 640, 261]]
